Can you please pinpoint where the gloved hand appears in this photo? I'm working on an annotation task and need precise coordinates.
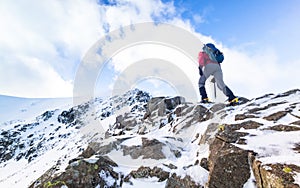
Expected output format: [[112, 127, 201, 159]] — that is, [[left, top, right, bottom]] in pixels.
[[198, 66, 203, 76], [211, 77, 216, 83]]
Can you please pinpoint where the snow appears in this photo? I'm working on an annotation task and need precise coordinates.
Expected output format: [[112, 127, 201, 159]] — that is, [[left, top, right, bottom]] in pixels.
[[0, 95, 87, 187], [121, 136, 143, 146], [177, 165, 209, 186], [295, 172, 300, 185], [107, 149, 168, 168], [0, 95, 72, 123], [122, 177, 166, 188], [234, 120, 300, 165], [99, 170, 115, 186], [1, 89, 300, 187]]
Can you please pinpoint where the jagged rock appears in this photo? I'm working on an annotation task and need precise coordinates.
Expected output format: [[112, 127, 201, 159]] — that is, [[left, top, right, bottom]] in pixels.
[[58, 103, 89, 125], [205, 121, 262, 187], [114, 114, 137, 130], [247, 101, 288, 114], [235, 114, 257, 121], [174, 103, 193, 117], [250, 154, 300, 188], [272, 89, 300, 99], [209, 103, 226, 113], [80, 142, 101, 158], [262, 124, 300, 132], [29, 156, 119, 188], [165, 173, 202, 188], [146, 96, 185, 118], [199, 123, 219, 145], [263, 111, 290, 122], [175, 105, 212, 133], [216, 120, 263, 143], [192, 105, 212, 123], [122, 138, 166, 160], [200, 158, 209, 171], [255, 93, 274, 100], [38, 110, 55, 121], [207, 137, 250, 188], [163, 163, 178, 170], [291, 120, 300, 126], [126, 166, 169, 182], [238, 97, 250, 104], [293, 143, 300, 153]]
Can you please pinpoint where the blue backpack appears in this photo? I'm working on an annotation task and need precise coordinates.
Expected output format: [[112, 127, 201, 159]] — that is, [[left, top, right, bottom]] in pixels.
[[206, 43, 224, 63]]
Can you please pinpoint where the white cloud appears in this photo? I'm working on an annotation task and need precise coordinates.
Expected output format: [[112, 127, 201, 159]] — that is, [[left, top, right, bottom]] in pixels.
[[0, 55, 73, 98], [0, 0, 105, 98], [1, 0, 298, 99], [0, 0, 179, 98], [220, 45, 300, 99]]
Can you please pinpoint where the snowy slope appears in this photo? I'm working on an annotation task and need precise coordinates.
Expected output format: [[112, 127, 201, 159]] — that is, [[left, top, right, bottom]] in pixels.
[[1, 89, 300, 188], [0, 95, 73, 123], [0, 89, 150, 187]]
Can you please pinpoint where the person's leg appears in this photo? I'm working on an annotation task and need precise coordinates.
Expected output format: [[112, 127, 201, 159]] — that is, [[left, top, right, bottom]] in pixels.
[[199, 64, 216, 101], [213, 66, 236, 101], [198, 74, 208, 100]]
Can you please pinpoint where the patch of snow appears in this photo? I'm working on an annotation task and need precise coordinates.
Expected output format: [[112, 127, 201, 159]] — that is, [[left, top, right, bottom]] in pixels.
[[294, 172, 300, 186], [122, 177, 166, 188], [121, 136, 143, 146], [107, 149, 167, 168], [182, 165, 209, 186], [99, 170, 115, 186]]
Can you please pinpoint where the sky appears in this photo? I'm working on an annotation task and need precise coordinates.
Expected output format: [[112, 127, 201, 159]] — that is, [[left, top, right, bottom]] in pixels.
[[0, 0, 299, 101]]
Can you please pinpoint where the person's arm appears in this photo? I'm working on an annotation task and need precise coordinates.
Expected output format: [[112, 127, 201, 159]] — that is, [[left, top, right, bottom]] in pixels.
[[198, 52, 207, 67]]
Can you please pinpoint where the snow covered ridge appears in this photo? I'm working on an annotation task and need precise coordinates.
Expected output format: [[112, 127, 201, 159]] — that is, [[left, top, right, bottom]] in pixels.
[[0, 89, 300, 188], [0, 89, 150, 187]]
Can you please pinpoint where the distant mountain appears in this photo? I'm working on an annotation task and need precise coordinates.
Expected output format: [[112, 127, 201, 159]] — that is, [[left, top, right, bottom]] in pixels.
[[0, 89, 300, 188]]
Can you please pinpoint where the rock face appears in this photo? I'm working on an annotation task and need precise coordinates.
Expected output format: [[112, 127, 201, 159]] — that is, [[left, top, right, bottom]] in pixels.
[[205, 120, 263, 187], [122, 138, 166, 160], [250, 156, 300, 188], [208, 138, 250, 188]]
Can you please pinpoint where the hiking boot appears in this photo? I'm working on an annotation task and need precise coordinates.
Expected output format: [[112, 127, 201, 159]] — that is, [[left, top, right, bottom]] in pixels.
[[201, 98, 212, 104], [228, 97, 239, 106]]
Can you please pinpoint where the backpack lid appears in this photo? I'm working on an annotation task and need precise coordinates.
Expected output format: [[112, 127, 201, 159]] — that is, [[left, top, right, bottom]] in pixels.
[[206, 43, 217, 51]]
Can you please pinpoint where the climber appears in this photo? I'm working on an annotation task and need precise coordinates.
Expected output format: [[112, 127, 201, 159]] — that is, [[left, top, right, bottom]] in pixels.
[[198, 43, 238, 105]]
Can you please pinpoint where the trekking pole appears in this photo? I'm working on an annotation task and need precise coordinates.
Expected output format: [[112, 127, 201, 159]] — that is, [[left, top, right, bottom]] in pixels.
[[211, 77, 217, 99], [214, 81, 217, 99]]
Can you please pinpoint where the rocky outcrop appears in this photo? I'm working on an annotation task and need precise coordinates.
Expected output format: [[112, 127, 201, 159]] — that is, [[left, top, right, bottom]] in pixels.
[[125, 166, 170, 183], [165, 173, 202, 188], [122, 138, 166, 160], [208, 137, 250, 188], [30, 156, 119, 188], [206, 121, 259, 188], [250, 155, 300, 188]]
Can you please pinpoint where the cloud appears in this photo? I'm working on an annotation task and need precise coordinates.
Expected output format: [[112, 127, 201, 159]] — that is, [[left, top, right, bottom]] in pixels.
[[0, 0, 105, 97], [220, 45, 300, 99], [0, 0, 180, 98], [0, 55, 73, 98], [1, 0, 298, 99]]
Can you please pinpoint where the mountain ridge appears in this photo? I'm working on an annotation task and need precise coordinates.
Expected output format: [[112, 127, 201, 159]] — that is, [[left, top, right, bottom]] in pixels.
[[0, 89, 300, 187]]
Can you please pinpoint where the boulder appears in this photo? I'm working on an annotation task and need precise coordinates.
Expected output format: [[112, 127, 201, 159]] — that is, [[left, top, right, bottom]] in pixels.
[[207, 137, 250, 188], [29, 156, 119, 188], [250, 154, 300, 188]]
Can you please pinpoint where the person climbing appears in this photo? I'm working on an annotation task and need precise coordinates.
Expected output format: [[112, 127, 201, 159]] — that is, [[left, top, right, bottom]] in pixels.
[[198, 43, 238, 105]]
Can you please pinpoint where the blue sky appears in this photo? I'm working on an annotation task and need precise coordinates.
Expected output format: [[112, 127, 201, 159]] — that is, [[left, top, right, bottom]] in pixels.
[[189, 1, 298, 47], [172, 0, 300, 60], [0, 0, 299, 100]]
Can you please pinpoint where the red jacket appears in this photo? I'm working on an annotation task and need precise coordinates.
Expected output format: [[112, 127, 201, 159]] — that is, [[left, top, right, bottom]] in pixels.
[[198, 51, 218, 67]]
